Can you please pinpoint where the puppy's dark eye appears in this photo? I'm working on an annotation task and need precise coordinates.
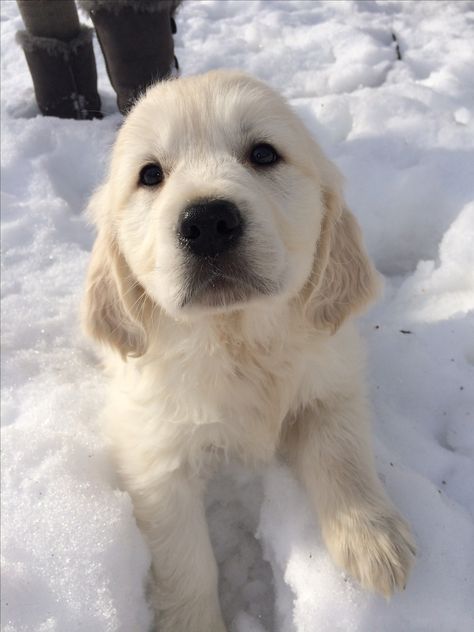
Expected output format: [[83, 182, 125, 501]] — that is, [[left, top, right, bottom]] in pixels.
[[250, 143, 279, 166], [139, 163, 164, 186]]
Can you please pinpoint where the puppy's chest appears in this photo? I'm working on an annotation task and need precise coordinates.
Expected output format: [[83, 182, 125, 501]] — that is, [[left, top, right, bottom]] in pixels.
[[154, 335, 320, 437], [114, 330, 335, 464]]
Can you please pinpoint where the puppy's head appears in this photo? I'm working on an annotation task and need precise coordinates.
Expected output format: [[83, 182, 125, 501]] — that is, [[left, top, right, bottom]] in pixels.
[[83, 71, 380, 357]]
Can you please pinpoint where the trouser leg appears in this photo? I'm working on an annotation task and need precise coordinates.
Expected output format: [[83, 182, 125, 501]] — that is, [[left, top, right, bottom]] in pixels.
[[17, 0, 81, 40]]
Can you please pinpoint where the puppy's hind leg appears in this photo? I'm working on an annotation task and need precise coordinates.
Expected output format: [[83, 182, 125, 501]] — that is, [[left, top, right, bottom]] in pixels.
[[283, 392, 415, 597]]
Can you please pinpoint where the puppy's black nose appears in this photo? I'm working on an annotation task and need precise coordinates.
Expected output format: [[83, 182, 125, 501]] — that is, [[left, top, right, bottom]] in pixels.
[[178, 199, 243, 257]]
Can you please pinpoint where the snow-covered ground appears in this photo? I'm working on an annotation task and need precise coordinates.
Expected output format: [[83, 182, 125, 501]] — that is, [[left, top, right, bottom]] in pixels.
[[2, 1, 474, 630]]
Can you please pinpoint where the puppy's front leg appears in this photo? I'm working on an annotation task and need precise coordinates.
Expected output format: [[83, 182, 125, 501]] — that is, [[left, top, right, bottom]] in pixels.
[[123, 465, 226, 632], [284, 391, 415, 596]]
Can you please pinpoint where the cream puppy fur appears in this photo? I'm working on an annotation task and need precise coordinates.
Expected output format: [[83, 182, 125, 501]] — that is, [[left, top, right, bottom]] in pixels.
[[83, 70, 415, 632]]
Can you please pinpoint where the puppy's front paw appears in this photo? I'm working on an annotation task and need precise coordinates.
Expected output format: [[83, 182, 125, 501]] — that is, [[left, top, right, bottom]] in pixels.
[[325, 509, 416, 597], [154, 597, 227, 632]]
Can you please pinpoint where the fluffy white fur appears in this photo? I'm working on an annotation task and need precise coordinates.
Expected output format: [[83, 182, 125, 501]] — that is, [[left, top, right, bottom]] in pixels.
[[83, 70, 415, 632]]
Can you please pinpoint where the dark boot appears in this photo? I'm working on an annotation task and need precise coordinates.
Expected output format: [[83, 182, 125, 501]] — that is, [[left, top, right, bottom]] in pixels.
[[16, 27, 102, 120], [81, 0, 180, 114]]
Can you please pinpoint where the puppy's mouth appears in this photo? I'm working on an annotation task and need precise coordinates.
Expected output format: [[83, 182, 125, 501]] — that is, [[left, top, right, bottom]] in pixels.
[[179, 256, 277, 310]]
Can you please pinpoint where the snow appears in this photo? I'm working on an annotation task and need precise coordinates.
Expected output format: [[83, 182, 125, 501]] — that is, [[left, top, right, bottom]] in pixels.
[[1, 1, 474, 631]]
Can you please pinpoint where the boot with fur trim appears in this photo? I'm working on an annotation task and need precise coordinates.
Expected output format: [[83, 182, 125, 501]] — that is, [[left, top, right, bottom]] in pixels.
[[80, 0, 181, 114], [17, 26, 102, 120]]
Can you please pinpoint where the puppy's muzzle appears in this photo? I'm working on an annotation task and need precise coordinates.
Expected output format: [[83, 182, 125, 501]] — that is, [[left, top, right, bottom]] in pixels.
[[178, 199, 244, 257]]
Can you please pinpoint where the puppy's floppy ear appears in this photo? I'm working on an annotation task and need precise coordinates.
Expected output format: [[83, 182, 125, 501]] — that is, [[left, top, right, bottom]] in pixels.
[[82, 188, 152, 359], [305, 184, 381, 333]]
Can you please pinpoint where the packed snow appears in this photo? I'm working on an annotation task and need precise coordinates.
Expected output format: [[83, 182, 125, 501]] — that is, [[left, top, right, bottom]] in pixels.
[[1, 1, 474, 631]]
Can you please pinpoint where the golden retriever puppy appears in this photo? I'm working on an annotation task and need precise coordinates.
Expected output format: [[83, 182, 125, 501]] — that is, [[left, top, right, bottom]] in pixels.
[[83, 70, 415, 632]]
